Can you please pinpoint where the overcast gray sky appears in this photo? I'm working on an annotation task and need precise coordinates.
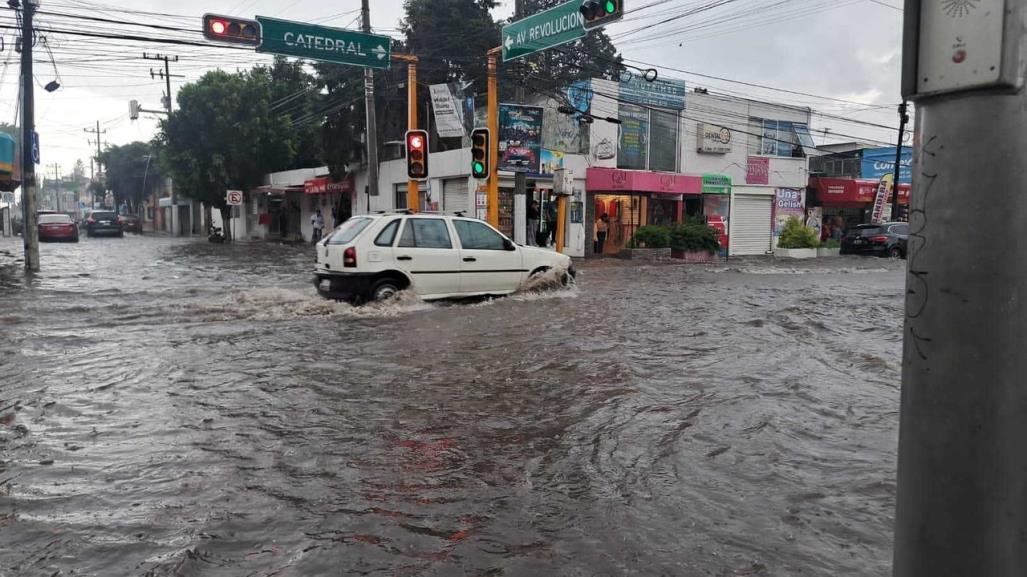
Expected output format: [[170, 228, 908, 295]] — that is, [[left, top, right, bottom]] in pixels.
[[0, 0, 907, 177]]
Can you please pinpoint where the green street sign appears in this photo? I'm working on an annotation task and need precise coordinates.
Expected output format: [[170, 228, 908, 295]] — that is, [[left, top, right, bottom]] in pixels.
[[502, 0, 585, 62], [256, 16, 391, 69]]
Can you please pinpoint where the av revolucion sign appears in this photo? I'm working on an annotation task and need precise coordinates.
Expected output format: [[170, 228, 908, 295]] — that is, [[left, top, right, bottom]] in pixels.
[[503, 1, 586, 62], [256, 16, 391, 69]]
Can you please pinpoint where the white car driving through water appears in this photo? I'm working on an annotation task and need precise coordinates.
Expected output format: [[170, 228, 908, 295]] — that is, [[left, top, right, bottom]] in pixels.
[[314, 212, 574, 303]]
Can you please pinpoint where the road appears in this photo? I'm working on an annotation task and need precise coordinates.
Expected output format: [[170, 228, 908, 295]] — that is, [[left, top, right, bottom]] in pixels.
[[0, 235, 904, 576]]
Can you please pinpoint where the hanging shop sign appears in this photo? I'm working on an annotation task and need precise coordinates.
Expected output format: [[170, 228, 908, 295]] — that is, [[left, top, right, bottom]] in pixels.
[[746, 156, 770, 185], [701, 173, 732, 194]]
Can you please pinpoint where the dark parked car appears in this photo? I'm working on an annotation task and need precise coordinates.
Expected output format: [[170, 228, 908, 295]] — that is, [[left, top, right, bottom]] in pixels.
[[85, 210, 124, 238], [840, 222, 908, 258], [38, 213, 79, 243], [119, 214, 142, 233]]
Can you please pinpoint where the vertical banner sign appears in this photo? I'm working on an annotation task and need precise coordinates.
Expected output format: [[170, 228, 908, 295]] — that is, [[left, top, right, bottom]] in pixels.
[[429, 83, 468, 139], [498, 104, 544, 174], [617, 104, 649, 170], [870, 173, 893, 224], [774, 188, 804, 239]]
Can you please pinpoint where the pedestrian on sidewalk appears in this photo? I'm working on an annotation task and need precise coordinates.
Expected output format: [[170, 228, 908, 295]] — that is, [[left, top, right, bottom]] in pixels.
[[527, 200, 541, 247], [311, 209, 325, 244], [546, 199, 558, 246]]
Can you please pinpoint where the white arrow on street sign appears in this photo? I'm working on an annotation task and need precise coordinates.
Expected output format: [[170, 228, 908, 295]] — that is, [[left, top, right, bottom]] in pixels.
[[504, 35, 514, 50], [373, 45, 387, 60]]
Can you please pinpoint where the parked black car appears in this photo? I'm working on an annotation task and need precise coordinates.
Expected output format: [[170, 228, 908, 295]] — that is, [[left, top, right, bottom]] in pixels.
[[840, 222, 908, 258], [84, 210, 124, 238]]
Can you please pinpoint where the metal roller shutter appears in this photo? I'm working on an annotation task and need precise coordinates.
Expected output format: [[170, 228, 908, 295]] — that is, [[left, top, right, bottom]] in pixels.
[[731, 194, 772, 256], [443, 178, 470, 214]]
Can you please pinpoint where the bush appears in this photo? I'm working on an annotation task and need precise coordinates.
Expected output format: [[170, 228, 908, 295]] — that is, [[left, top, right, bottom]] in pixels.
[[822, 238, 841, 249], [629, 225, 671, 249], [670, 222, 721, 254], [777, 216, 820, 249]]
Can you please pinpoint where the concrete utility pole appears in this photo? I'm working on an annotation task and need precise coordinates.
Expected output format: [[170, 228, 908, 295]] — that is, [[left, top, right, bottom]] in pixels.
[[84, 121, 106, 172], [144, 53, 180, 234], [893, 2, 1027, 576], [49, 163, 60, 212], [361, 0, 380, 201], [19, 0, 39, 271]]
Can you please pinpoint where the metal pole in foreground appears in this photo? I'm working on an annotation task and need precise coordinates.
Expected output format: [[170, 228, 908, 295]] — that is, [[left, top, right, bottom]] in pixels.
[[361, 0, 380, 202], [890, 100, 908, 220], [893, 3, 1027, 576], [20, 0, 39, 272]]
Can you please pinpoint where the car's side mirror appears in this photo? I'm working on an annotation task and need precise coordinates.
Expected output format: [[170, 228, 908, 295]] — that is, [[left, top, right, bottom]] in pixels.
[[503, 238, 516, 251]]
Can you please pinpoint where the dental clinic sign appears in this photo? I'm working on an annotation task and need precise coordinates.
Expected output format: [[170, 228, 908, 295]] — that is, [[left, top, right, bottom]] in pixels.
[[256, 16, 391, 69]]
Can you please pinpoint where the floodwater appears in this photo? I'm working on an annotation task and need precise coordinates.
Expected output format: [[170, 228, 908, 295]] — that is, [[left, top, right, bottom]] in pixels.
[[0, 235, 905, 576]]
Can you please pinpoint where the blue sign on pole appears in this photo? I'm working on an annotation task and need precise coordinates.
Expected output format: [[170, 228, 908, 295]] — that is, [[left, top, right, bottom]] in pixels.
[[861, 146, 912, 183], [31, 131, 40, 165]]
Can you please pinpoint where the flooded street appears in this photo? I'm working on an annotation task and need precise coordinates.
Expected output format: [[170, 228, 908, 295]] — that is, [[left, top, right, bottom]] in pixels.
[[0, 235, 903, 577]]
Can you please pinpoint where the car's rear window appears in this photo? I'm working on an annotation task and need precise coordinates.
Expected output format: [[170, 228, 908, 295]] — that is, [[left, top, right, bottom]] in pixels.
[[855, 226, 882, 237], [327, 217, 373, 245], [39, 214, 72, 224], [91, 212, 116, 220]]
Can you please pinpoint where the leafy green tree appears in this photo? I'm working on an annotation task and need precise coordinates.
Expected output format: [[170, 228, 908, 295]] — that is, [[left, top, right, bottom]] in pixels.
[[312, 62, 371, 178], [156, 69, 296, 225], [255, 56, 324, 169], [98, 142, 156, 211]]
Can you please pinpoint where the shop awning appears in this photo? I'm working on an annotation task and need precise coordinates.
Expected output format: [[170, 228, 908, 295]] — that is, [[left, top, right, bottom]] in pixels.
[[586, 167, 703, 195], [304, 175, 354, 195], [809, 177, 910, 206]]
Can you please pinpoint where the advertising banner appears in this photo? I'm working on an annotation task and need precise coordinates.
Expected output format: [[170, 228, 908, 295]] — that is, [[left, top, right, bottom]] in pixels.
[[861, 147, 911, 183], [746, 156, 770, 185], [498, 104, 544, 173], [617, 104, 649, 170], [619, 73, 686, 109], [429, 83, 473, 139], [773, 188, 804, 238], [698, 123, 732, 154], [537, 149, 567, 177], [870, 174, 893, 224]]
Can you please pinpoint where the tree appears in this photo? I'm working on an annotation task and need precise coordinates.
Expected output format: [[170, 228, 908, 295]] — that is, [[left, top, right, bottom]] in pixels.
[[72, 159, 87, 185], [97, 142, 156, 211], [255, 56, 324, 169], [155, 69, 296, 225]]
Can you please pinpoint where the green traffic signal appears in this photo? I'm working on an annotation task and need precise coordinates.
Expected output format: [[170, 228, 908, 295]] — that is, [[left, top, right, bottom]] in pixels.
[[473, 161, 485, 174], [605, 0, 616, 13]]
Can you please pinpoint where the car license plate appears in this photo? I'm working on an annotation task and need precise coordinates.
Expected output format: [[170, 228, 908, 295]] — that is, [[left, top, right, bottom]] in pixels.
[[100, 220, 110, 225], [853, 239, 864, 245], [319, 279, 331, 291]]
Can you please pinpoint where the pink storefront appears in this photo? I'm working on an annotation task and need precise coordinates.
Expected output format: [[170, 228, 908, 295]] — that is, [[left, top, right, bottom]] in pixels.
[[585, 167, 705, 256]]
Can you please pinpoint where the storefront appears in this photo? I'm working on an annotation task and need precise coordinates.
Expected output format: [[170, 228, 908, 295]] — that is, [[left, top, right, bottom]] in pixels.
[[701, 174, 732, 254], [585, 167, 705, 256], [304, 175, 355, 230], [808, 177, 910, 234]]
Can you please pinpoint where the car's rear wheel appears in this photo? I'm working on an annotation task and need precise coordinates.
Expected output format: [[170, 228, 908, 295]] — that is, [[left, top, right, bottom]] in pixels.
[[889, 246, 903, 259], [369, 278, 402, 302]]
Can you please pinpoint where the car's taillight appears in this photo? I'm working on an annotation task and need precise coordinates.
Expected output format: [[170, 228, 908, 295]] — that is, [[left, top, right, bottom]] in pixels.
[[343, 247, 357, 268], [869, 235, 889, 244]]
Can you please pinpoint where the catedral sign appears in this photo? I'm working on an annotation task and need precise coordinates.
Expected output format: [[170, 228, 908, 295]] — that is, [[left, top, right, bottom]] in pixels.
[[256, 16, 391, 69]]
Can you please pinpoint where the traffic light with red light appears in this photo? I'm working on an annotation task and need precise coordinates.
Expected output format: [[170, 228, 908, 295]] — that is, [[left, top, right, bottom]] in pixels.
[[203, 14, 262, 46], [406, 130, 429, 180], [579, 0, 624, 30], [470, 128, 490, 180]]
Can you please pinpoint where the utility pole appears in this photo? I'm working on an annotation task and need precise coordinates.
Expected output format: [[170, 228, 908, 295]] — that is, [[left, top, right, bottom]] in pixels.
[[890, 100, 909, 220], [513, 0, 527, 242], [144, 53, 180, 234], [361, 0, 380, 201], [84, 121, 106, 172], [893, 2, 1027, 576], [19, 0, 39, 272]]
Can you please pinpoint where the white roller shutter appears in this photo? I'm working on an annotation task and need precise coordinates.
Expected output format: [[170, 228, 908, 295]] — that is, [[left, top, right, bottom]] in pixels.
[[443, 178, 470, 214], [731, 194, 772, 256]]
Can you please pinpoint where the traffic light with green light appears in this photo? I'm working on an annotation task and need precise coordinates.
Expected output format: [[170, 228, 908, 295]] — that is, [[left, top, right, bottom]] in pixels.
[[579, 0, 623, 30], [470, 128, 490, 180], [406, 130, 429, 180], [202, 13, 261, 46]]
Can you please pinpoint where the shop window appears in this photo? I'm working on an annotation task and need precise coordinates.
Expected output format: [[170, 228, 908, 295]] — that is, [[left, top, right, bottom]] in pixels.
[[395, 184, 407, 210], [749, 118, 813, 158]]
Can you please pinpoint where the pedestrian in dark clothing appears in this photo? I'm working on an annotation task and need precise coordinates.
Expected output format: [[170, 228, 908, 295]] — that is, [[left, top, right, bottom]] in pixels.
[[595, 213, 609, 255], [546, 200, 558, 246], [527, 200, 541, 247]]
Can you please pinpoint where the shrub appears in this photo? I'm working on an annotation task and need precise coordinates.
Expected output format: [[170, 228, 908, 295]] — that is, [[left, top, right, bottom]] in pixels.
[[670, 222, 721, 254], [822, 238, 841, 249], [777, 216, 820, 249], [629, 225, 671, 249]]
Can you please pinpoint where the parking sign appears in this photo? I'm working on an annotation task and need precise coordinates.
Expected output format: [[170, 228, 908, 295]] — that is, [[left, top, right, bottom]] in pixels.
[[226, 190, 243, 206]]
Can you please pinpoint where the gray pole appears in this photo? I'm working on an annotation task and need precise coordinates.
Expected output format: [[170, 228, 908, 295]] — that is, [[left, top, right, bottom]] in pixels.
[[893, 6, 1027, 576], [890, 100, 908, 220], [20, 0, 39, 271], [52, 164, 60, 213], [361, 0, 380, 201]]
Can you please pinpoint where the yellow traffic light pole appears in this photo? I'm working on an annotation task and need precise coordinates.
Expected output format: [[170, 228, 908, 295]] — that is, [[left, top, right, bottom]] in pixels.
[[394, 53, 420, 213], [486, 46, 502, 228]]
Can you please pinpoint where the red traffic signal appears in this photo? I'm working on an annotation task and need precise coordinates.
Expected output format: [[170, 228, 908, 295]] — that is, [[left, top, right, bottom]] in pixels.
[[406, 129, 429, 181], [203, 14, 261, 46], [579, 0, 623, 30]]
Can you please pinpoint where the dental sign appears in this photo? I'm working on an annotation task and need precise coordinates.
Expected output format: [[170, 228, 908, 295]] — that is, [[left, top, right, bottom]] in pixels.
[[256, 16, 391, 69], [697, 122, 732, 154]]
